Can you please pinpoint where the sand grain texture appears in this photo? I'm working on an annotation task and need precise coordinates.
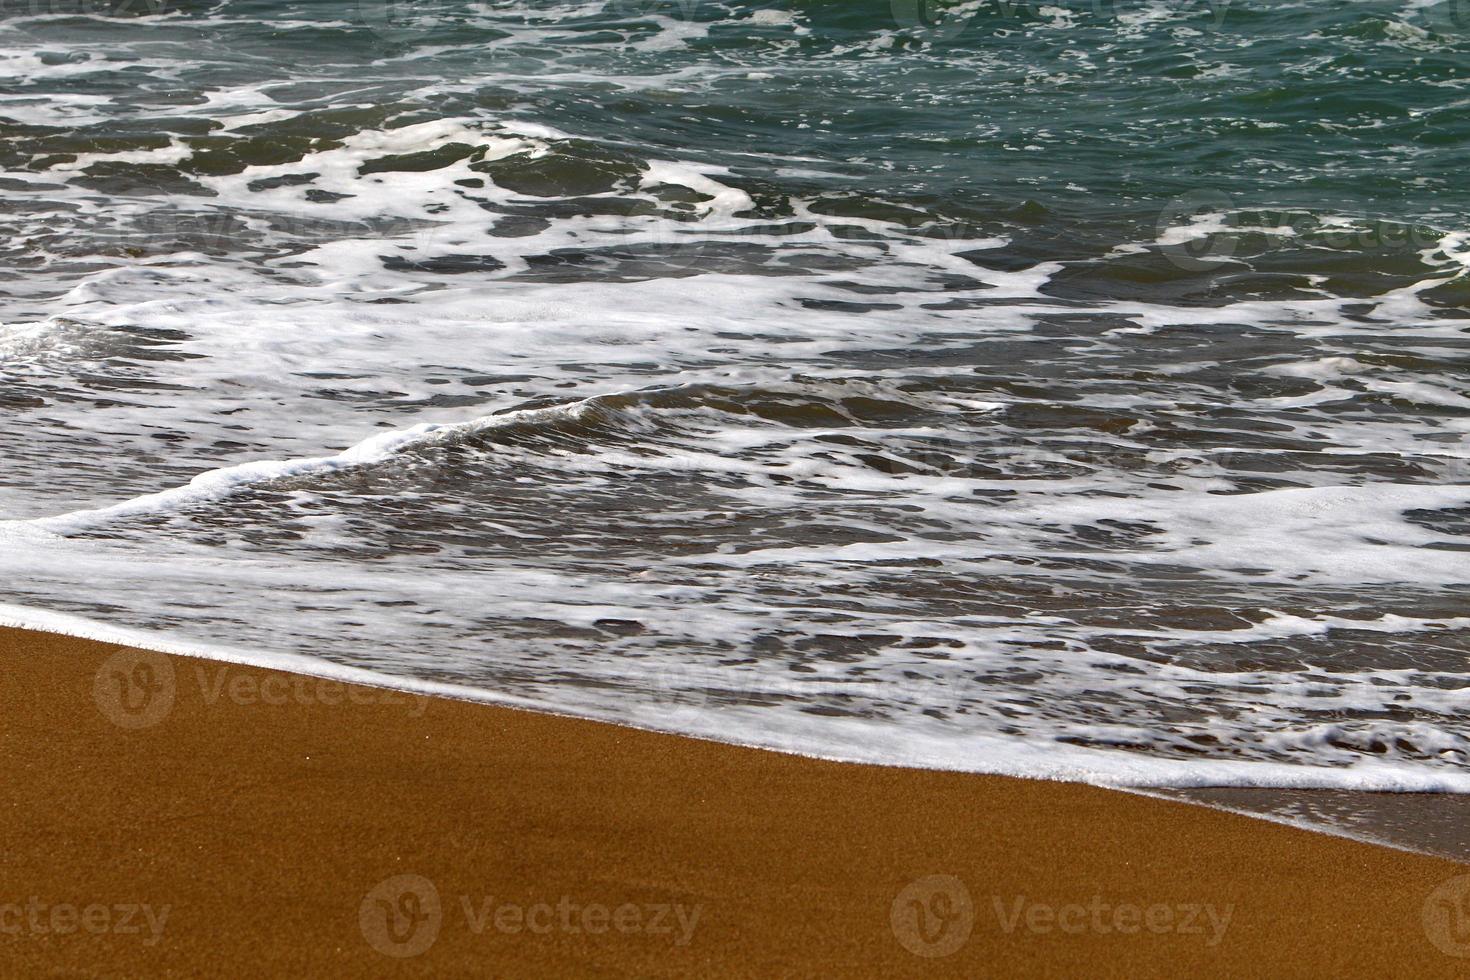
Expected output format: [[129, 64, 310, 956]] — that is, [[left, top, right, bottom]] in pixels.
[[0, 626, 1465, 977]]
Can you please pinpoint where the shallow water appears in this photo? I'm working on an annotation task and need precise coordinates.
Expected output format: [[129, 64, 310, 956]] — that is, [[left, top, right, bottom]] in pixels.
[[1154, 787, 1470, 862], [2, 0, 1469, 790]]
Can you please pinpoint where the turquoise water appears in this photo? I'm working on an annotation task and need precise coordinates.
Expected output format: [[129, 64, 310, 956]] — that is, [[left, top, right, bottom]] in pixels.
[[1, 0, 1469, 789]]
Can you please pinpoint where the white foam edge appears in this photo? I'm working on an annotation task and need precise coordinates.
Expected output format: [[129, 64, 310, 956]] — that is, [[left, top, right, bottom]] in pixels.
[[21, 396, 603, 535], [0, 601, 552, 715], [4, 600, 1470, 796]]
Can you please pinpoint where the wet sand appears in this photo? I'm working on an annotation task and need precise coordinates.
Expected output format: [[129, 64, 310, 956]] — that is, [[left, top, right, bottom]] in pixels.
[[1, 624, 1467, 977], [1157, 786, 1470, 864]]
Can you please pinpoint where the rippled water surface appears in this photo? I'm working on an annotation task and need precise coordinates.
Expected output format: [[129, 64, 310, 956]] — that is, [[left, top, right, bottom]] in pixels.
[[2, 0, 1469, 788]]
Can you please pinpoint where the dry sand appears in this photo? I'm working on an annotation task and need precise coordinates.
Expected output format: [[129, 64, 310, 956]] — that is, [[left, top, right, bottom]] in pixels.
[[1, 625, 1467, 977]]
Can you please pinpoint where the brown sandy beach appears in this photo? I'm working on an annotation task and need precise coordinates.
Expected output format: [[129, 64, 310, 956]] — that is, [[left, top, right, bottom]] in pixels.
[[1, 625, 1467, 978]]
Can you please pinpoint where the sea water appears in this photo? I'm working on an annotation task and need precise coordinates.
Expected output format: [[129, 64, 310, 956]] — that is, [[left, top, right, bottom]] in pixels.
[[1, 0, 1469, 792]]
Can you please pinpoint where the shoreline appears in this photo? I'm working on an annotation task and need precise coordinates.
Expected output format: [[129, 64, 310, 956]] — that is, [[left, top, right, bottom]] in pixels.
[[2, 624, 1468, 976], [7, 604, 1462, 798]]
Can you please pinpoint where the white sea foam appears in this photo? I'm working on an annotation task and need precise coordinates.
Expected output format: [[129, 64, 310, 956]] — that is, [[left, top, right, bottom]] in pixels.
[[3, 596, 1469, 793], [3, 0, 1469, 795], [23, 399, 599, 535]]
